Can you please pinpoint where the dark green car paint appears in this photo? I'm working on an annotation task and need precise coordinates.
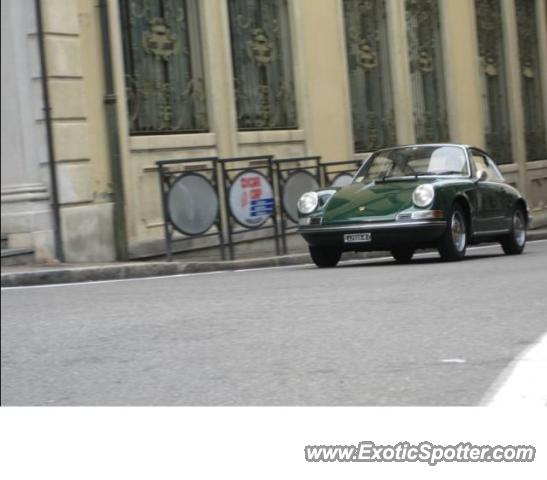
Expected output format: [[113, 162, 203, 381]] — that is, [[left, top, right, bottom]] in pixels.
[[323, 181, 419, 222]]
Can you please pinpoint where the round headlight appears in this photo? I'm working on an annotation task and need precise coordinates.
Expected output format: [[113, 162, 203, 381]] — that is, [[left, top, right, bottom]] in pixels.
[[297, 191, 319, 214], [412, 184, 434, 207]]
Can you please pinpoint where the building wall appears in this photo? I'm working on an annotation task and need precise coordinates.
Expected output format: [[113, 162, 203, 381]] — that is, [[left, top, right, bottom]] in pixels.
[[1, 0, 54, 261], [106, 0, 546, 258], [3, 0, 546, 262], [109, 0, 317, 257], [41, 0, 116, 262], [1, 0, 118, 263]]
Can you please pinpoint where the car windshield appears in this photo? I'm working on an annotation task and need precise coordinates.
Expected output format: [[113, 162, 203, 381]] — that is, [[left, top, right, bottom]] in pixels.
[[354, 145, 469, 183]]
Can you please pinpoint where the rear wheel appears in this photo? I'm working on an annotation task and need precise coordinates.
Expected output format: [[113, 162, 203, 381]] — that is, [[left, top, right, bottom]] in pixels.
[[391, 247, 415, 263], [438, 204, 467, 261], [500, 207, 526, 255], [309, 246, 342, 268]]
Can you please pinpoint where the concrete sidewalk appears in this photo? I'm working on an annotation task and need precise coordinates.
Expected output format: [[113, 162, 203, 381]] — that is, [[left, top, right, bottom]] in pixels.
[[2, 228, 546, 288]]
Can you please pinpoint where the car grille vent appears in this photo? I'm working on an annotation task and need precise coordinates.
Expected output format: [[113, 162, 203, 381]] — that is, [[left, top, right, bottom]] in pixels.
[[309, 217, 322, 225], [397, 212, 412, 221]]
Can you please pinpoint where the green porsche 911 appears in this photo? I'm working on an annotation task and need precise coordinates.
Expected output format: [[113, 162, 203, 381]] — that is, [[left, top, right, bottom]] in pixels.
[[297, 144, 529, 268]]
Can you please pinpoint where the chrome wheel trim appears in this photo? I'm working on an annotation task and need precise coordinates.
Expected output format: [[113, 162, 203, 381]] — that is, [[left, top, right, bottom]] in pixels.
[[451, 210, 466, 252], [513, 211, 526, 247]]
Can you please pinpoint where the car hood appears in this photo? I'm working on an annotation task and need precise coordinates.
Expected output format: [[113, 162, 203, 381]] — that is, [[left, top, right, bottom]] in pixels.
[[322, 179, 436, 223]]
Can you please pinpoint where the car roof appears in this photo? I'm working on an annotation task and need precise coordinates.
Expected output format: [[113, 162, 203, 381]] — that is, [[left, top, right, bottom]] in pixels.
[[376, 143, 470, 150], [373, 143, 493, 156]]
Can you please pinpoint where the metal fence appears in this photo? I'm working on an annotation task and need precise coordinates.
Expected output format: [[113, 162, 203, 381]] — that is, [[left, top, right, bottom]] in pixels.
[[156, 155, 363, 260]]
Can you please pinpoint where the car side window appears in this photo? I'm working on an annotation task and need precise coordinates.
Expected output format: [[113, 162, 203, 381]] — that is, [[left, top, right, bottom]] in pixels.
[[471, 153, 488, 175], [471, 152, 503, 182], [485, 157, 504, 182]]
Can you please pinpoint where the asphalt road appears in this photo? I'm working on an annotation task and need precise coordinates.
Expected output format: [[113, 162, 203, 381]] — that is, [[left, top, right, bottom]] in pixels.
[[2, 241, 546, 406]]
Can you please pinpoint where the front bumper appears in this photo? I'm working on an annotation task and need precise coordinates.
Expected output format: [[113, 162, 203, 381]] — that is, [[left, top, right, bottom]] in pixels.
[[298, 220, 447, 250]]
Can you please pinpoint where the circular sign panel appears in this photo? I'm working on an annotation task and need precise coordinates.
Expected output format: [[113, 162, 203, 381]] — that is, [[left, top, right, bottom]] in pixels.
[[167, 173, 219, 235], [282, 170, 320, 223], [331, 173, 354, 188], [229, 170, 274, 228]]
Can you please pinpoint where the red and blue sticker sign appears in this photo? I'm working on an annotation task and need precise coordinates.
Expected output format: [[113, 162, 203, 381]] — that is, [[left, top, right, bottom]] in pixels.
[[229, 171, 274, 228]]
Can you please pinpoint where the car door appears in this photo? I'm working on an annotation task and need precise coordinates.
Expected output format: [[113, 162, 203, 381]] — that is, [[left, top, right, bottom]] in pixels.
[[484, 156, 513, 230], [470, 150, 507, 232]]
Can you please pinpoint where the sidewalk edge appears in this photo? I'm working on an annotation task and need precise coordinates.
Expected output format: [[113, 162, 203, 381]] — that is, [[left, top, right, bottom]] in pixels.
[[2, 232, 546, 287]]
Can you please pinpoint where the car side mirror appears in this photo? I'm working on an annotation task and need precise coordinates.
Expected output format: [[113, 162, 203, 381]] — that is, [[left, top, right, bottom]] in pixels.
[[476, 169, 487, 182]]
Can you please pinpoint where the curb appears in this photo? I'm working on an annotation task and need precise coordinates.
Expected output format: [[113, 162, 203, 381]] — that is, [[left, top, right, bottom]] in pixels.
[[526, 229, 547, 242], [2, 231, 546, 288], [1, 250, 394, 288], [0, 252, 315, 288]]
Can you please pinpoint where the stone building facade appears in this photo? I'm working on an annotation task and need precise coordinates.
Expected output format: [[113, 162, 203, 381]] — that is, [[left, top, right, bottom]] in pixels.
[[2, 0, 546, 263]]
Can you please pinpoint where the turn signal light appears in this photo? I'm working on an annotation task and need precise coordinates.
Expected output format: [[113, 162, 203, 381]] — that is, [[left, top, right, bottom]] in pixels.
[[410, 210, 444, 220]]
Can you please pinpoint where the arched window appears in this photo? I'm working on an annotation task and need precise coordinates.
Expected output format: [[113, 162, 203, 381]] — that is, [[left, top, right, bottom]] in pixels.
[[119, 0, 208, 134], [516, 0, 546, 160], [405, 0, 448, 143], [343, 0, 395, 152], [475, 0, 512, 164], [228, 0, 297, 130]]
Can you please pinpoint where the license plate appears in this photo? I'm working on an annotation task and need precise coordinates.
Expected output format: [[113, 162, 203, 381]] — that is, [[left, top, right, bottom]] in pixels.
[[344, 233, 371, 243]]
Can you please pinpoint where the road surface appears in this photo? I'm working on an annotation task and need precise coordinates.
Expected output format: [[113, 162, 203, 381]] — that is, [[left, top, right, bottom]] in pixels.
[[2, 241, 546, 405]]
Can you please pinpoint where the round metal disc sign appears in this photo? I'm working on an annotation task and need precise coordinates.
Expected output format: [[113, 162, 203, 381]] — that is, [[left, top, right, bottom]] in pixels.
[[331, 173, 354, 188], [229, 170, 274, 228], [282, 170, 319, 223], [167, 173, 219, 235]]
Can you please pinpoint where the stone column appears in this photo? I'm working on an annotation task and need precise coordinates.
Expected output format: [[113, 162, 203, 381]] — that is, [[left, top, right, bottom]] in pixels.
[[40, 0, 116, 261], [501, 0, 528, 195], [386, 0, 415, 145], [200, 0, 238, 158], [439, 0, 485, 146], [295, 0, 354, 162], [537, 0, 547, 147], [1, 0, 54, 261]]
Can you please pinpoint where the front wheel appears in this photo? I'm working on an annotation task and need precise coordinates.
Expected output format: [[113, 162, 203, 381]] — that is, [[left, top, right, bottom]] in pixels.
[[500, 208, 526, 255], [309, 246, 342, 268], [391, 247, 415, 263], [438, 204, 467, 261]]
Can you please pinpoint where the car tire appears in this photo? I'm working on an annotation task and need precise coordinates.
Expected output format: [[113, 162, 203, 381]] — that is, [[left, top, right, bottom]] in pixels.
[[391, 247, 414, 263], [500, 207, 526, 255], [438, 204, 467, 261], [309, 246, 342, 268]]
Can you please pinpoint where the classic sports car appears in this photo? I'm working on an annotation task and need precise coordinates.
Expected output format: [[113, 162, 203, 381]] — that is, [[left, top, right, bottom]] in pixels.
[[297, 144, 529, 268]]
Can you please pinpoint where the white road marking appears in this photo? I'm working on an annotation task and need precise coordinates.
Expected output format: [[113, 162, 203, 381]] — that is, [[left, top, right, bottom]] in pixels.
[[482, 332, 547, 406], [440, 358, 466, 364], [233, 264, 314, 273], [1, 239, 546, 290]]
